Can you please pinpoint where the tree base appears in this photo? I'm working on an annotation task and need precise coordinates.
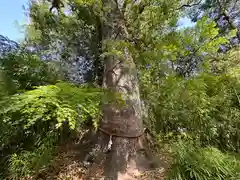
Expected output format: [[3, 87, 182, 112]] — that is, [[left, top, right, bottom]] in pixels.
[[83, 129, 161, 180], [32, 128, 170, 180]]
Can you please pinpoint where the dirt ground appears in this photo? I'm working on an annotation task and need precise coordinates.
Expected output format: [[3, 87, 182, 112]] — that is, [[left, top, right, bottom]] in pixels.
[[29, 130, 172, 180]]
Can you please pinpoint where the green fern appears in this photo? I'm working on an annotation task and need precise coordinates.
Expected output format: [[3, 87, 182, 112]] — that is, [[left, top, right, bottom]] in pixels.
[[0, 82, 103, 131], [0, 82, 105, 179]]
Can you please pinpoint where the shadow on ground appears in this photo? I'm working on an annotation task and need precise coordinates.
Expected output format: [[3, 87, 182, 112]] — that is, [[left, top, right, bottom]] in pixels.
[[34, 129, 172, 180]]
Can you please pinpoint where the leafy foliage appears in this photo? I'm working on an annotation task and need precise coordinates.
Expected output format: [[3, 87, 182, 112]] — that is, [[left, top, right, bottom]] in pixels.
[[187, 0, 240, 48], [142, 69, 240, 152], [26, 0, 99, 83], [169, 141, 240, 180], [0, 82, 103, 178], [139, 14, 240, 153], [8, 134, 57, 180], [0, 52, 62, 94]]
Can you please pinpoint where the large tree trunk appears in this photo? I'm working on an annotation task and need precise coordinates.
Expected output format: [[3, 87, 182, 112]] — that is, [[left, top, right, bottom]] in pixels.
[[96, 0, 145, 179]]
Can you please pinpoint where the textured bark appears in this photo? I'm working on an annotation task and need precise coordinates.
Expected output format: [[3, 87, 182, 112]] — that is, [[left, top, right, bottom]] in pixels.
[[98, 0, 145, 178]]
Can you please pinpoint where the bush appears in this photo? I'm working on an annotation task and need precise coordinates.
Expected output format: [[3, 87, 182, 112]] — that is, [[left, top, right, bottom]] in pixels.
[[0, 52, 62, 94], [168, 141, 240, 180], [142, 71, 240, 152], [0, 82, 103, 178], [8, 133, 57, 179]]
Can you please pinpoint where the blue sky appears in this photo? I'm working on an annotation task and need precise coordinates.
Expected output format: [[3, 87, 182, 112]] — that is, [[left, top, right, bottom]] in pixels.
[[0, 0, 28, 41], [178, 17, 195, 28], [0, 1, 194, 42]]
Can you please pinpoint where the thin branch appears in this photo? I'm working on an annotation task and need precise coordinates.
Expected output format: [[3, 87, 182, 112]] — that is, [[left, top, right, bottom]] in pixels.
[[177, 0, 202, 10]]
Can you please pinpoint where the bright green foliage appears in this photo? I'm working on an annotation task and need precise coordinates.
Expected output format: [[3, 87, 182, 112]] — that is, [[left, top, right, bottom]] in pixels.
[[0, 82, 103, 178], [195, 16, 229, 54], [213, 47, 240, 74], [187, 0, 240, 44], [139, 14, 240, 152], [0, 82, 102, 147], [0, 50, 65, 178], [169, 141, 240, 180], [26, 0, 182, 71], [142, 68, 240, 152], [175, 17, 229, 59]]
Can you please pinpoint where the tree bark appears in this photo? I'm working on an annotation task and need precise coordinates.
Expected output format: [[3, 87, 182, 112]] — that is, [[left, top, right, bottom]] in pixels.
[[97, 0, 145, 178]]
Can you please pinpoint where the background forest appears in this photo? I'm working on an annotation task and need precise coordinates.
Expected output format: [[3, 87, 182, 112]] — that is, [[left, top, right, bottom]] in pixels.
[[0, 0, 240, 179]]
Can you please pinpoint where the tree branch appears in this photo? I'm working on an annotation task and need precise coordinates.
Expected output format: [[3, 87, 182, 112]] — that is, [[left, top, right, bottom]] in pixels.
[[177, 0, 202, 10]]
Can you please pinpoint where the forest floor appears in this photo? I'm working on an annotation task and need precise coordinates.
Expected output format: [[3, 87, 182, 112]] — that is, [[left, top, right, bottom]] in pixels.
[[32, 130, 172, 180]]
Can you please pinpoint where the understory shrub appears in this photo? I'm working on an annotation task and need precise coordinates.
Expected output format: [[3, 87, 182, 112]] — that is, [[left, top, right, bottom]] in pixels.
[[0, 82, 103, 178], [8, 133, 57, 180], [142, 71, 240, 152], [0, 53, 62, 94], [168, 141, 240, 180]]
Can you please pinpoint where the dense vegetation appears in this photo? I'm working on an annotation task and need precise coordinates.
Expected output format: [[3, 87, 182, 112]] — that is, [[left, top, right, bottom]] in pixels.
[[0, 0, 239, 179]]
